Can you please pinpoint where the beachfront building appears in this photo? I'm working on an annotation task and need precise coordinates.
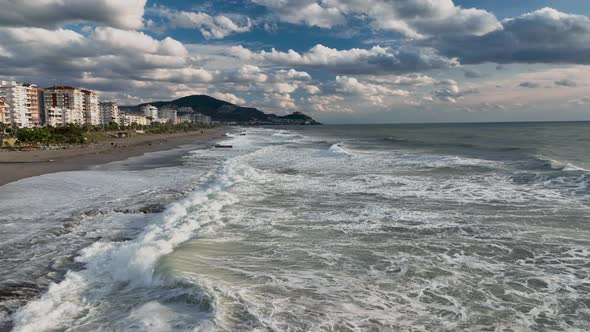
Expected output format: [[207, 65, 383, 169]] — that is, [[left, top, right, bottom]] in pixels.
[[177, 114, 192, 124], [0, 80, 42, 128], [119, 112, 150, 126], [142, 104, 159, 121], [38, 88, 45, 126], [0, 98, 10, 125], [99, 101, 120, 125], [82, 90, 100, 126], [159, 107, 177, 124], [44, 86, 85, 126], [192, 113, 211, 125], [24, 84, 42, 127], [0, 81, 28, 128]]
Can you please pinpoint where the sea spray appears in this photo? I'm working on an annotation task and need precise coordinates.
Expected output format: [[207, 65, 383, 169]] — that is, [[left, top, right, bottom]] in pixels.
[[11, 149, 260, 332]]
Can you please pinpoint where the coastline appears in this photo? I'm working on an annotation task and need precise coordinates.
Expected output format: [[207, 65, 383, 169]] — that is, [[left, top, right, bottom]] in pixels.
[[0, 127, 227, 186]]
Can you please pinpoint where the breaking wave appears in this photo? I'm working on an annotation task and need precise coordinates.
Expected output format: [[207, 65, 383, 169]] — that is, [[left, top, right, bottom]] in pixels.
[[11, 139, 261, 331]]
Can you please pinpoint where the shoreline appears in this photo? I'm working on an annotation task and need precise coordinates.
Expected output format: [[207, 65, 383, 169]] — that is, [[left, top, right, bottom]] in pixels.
[[0, 127, 227, 186]]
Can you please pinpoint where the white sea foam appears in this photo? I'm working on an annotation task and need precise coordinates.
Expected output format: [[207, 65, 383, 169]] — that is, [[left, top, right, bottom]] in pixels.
[[328, 143, 353, 156], [546, 158, 589, 172], [271, 132, 304, 139], [6, 126, 590, 331], [11, 138, 262, 331]]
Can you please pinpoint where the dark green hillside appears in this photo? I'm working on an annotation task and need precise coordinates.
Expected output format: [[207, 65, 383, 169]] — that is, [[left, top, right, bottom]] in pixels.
[[121, 95, 320, 125]]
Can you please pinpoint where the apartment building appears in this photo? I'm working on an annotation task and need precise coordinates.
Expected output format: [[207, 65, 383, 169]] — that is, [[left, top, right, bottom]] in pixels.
[[98, 101, 120, 125], [0, 97, 10, 125], [82, 90, 100, 126], [177, 114, 192, 123], [119, 112, 150, 126], [159, 107, 177, 124], [192, 113, 211, 125], [23, 84, 42, 126], [0, 80, 41, 128], [44, 86, 85, 126], [142, 104, 159, 120]]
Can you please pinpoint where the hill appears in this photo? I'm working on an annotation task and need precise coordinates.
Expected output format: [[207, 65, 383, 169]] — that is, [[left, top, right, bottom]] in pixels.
[[120, 95, 321, 125]]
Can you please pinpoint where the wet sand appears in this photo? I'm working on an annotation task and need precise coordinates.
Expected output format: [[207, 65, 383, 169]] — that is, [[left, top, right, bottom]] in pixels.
[[0, 128, 226, 186]]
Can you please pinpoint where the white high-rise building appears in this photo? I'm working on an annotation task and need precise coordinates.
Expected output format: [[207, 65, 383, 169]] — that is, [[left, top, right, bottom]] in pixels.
[[99, 101, 120, 125], [159, 107, 177, 124], [142, 104, 159, 120], [44, 86, 85, 126], [0, 97, 10, 126], [0, 80, 41, 128], [82, 90, 100, 126], [192, 113, 211, 125], [119, 112, 150, 126]]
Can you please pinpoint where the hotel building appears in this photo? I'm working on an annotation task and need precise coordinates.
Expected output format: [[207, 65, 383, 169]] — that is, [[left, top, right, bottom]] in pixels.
[[82, 90, 100, 126], [44, 86, 85, 126], [0, 97, 10, 126], [142, 104, 159, 120], [98, 101, 120, 125], [192, 113, 212, 125], [119, 112, 150, 126], [0, 80, 42, 128], [159, 107, 177, 124]]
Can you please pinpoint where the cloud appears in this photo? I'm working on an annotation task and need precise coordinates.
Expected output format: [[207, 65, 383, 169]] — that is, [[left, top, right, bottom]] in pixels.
[[555, 79, 577, 87], [211, 92, 246, 105], [0, 26, 214, 97], [336, 76, 408, 96], [252, 0, 346, 28], [433, 79, 478, 103], [569, 97, 590, 105], [92, 27, 189, 57], [308, 95, 353, 113], [274, 69, 312, 81], [335, 76, 408, 105], [362, 73, 437, 87], [0, 0, 146, 29], [152, 7, 251, 39], [433, 8, 590, 65], [253, 0, 501, 38], [233, 65, 268, 83], [519, 81, 541, 88], [463, 68, 487, 79], [303, 85, 321, 94], [231, 44, 458, 75]]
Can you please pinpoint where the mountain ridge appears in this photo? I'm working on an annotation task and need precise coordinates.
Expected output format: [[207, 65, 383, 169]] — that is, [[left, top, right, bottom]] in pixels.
[[120, 94, 321, 125]]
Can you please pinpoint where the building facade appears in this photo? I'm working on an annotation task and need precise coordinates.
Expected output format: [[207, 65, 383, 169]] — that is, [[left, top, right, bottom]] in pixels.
[[0, 97, 10, 125], [23, 84, 42, 127], [44, 86, 84, 126], [119, 112, 150, 126], [82, 90, 100, 126], [192, 113, 211, 125], [98, 101, 120, 125], [159, 107, 177, 124], [0, 80, 41, 128], [142, 104, 159, 120], [177, 114, 192, 123]]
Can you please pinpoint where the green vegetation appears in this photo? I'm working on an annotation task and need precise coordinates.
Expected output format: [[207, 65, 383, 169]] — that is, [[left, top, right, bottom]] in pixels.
[[4, 122, 213, 146]]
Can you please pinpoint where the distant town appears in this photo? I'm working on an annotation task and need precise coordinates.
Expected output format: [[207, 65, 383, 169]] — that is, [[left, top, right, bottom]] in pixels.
[[0, 80, 211, 129]]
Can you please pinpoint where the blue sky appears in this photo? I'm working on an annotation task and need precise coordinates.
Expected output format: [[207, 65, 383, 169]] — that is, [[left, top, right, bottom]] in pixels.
[[1, 0, 590, 123]]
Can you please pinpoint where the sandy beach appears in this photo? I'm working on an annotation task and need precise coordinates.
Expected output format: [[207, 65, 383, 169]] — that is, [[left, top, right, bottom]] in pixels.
[[0, 127, 226, 186]]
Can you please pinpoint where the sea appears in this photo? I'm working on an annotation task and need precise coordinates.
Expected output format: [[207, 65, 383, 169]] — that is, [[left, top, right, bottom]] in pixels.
[[1, 122, 589, 331]]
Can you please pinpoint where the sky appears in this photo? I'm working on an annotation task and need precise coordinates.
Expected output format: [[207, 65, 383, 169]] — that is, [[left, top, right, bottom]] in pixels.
[[0, 1, 589, 123]]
